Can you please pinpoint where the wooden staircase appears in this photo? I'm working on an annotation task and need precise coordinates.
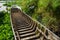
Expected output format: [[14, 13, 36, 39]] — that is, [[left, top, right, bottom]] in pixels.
[[10, 8, 60, 40]]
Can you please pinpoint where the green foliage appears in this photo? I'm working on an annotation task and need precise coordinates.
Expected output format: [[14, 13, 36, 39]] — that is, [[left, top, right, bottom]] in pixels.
[[0, 12, 13, 40], [17, 0, 60, 36], [0, 12, 5, 25], [52, 0, 60, 9], [38, 0, 50, 8], [3, 2, 12, 7]]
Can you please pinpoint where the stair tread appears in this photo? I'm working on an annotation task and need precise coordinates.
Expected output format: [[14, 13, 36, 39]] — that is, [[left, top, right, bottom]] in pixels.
[[21, 33, 40, 40], [17, 24, 32, 29], [20, 31, 36, 38], [17, 26, 33, 31], [19, 27, 36, 34]]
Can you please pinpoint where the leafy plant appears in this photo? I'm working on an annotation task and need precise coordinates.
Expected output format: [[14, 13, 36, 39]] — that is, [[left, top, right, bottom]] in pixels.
[[0, 12, 13, 40]]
